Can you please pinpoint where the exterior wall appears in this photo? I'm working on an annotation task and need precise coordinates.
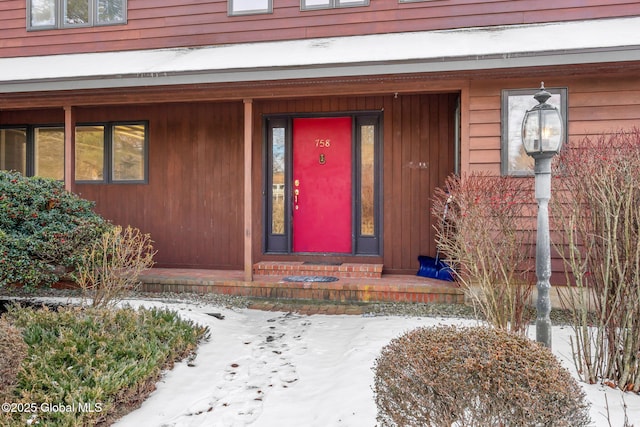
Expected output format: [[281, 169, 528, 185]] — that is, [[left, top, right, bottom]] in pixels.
[[2, 67, 640, 274], [1, 102, 245, 269], [0, 93, 456, 273], [466, 70, 640, 283], [1, 0, 639, 58], [467, 71, 640, 174]]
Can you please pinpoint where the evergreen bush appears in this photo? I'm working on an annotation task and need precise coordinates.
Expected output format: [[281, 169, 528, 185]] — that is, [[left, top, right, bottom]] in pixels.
[[0, 171, 109, 289], [4, 305, 209, 426], [374, 325, 591, 427]]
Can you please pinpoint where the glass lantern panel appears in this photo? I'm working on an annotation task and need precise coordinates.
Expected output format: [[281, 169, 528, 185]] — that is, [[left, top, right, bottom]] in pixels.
[[521, 110, 540, 153], [540, 109, 563, 152]]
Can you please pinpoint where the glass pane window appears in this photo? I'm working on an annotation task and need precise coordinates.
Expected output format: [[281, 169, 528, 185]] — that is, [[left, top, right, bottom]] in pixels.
[[302, 0, 331, 9], [271, 127, 286, 235], [337, 0, 368, 6], [360, 124, 375, 236], [0, 129, 27, 175], [112, 124, 146, 182], [97, 0, 125, 23], [501, 87, 567, 175], [28, 0, 126, 29], [75, 126, 105, 181], [301, 0, 367, 9], [34, 127, 64, 180], [30, 0, 56, 27], [230, 0, 271, 15], [65, 0, 89, 25]]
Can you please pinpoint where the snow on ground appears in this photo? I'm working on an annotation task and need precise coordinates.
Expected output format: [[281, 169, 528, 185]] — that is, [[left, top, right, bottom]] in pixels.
[[106, 299, 638, 427]]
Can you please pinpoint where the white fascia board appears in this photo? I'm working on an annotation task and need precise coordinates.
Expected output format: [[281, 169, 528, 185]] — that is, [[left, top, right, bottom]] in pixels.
[[1, 16, 640, 93]]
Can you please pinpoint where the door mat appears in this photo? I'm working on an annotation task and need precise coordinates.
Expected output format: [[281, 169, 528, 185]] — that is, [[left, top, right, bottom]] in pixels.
[[282, 276, 340, 283]]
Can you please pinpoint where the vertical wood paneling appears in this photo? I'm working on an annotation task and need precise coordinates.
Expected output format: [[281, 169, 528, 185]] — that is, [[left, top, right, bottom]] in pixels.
[[382, 93, 459, 273], [252, 94, 457, 273], [60, 102, 245, 269]]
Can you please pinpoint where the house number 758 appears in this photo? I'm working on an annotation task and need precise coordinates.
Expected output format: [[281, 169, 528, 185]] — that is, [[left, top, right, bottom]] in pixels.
[[315, 139, 331, 148]]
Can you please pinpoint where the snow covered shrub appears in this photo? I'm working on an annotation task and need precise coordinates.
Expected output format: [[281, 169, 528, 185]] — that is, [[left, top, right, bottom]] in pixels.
[[0, 171, 109, 289], [0, 316, 28, 399], [374, 325, 591, 427]]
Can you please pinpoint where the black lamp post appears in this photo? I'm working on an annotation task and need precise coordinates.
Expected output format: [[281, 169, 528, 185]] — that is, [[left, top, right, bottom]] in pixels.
[[521, 82, 564, 348]]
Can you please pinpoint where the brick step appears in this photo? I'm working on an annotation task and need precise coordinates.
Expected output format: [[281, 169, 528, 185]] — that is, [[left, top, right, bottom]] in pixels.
[[253, 261, 383, 279], [137, 268, 464, 305]]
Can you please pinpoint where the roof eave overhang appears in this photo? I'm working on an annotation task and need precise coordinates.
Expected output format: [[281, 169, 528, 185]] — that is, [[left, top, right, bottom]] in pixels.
[[3, 46, 640, 94], [2, 16, 640, 94]]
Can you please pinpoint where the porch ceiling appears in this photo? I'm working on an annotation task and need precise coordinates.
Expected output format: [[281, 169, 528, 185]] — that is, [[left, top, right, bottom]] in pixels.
[[1, 16, 640, 94]]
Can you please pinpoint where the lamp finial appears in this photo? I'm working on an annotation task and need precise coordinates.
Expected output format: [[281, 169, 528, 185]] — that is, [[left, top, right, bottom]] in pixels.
[[534, 82, 552, 105]]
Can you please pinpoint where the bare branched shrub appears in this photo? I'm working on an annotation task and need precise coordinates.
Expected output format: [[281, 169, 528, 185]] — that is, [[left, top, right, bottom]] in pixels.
[[0, 316, 28, 400], [432, 173, 534, 334], [74, 225, 156, 308], [374, 326, 591, 427], [552, 128, 640, 392]]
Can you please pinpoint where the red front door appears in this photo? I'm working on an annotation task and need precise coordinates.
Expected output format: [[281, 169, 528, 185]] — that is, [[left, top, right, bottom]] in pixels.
[[292, 117, 352, 253]]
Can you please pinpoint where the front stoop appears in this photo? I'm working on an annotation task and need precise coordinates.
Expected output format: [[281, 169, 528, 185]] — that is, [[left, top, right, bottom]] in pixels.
[[253, 261, 383, 279], [139, 267, 464, 305]]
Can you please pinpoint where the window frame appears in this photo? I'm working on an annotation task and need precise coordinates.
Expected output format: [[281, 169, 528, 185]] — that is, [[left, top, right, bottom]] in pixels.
[[501, 87, 568, 176], [301, 0, 368, 11], [0, 126, 29, 176], [33, 125, 65, 180], [0, 122, 147, 184], [75, 121, 149, 184], [27, 0, 127, 31], [228, 0, 273, 16]]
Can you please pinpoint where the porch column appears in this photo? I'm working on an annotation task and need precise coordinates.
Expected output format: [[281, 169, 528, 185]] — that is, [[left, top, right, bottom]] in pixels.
[[458, 82, 471, 176], [243, 99, 253, 282], [63, 106, 76, 193]]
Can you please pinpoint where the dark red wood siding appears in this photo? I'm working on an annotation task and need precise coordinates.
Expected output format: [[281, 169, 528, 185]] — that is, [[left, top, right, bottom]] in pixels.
[[1, 94, 456, 273], [1, 0, 639, 58], [1, 102, 245, 269]]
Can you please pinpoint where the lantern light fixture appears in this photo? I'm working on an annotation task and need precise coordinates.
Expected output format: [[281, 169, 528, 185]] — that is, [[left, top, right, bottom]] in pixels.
[[521, 82, 564, 157]]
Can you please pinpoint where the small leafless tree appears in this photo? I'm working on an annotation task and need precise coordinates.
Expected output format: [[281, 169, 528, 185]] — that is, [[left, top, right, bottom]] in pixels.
[[75, 225, 156, 308], [432, 173, 535, 334], [552, 128, 640, 392]]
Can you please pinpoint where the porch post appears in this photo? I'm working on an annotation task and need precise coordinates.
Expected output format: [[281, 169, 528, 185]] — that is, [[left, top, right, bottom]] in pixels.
[[63, 106, 75, 193], [243, 99, 253, 282]]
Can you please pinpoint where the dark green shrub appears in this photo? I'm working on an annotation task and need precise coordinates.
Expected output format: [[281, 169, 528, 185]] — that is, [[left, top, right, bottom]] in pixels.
[[0, 171, 109, 289], [4, 305, 209, 426], [374, 325, 591, 427]]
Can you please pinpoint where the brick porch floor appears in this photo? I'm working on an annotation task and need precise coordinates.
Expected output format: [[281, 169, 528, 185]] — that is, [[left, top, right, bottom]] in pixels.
[[139, 265, 464, 305]]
